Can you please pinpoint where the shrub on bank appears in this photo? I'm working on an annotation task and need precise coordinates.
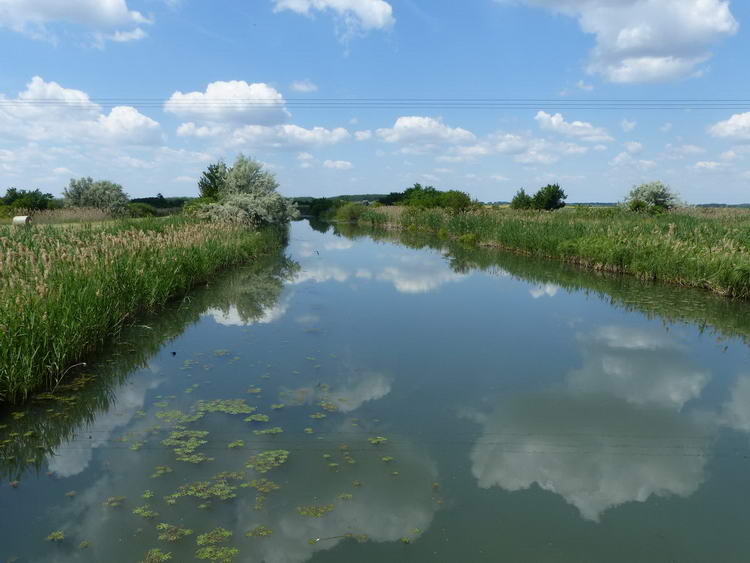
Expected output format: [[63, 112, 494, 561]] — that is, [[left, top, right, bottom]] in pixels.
[[64, 178, 129, 215]]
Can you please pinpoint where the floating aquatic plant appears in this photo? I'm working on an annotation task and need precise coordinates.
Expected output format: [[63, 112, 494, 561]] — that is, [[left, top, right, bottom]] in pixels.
[[141, 548, 172, 562], [257, 426, 284, 440], [319, 400, 339, 412], [271, 404, 285, 410], [338, 493, 353, 501], [156, 410, 203, 425], [142, 490, 155, 499], [250, 478, 280, 494], [245, 450, 289, 473], [303, 428, 314, 434], [65, 490, 77, 498], [228, 440, 245, 449], [195, 399, 254, 415], [246, 387, 262, 395], [79, 541, 91, 549], [162, 430, 212, 463], [381, 457, 395, 463], [213, 349, 230, 357], [297, 504, 334, 518], [246, 526, 273, 538], [45, 531, 64, 542], [368, 436, 387, 446], [130, 441, 146, 451], [196, 528, 232, 546], [165, 474, 243, 503], [151, 465, 173, 478], [310, 412, 326, 420], [244, 414, 269, 423], [103, 496, 126, 508], [133, 504, 159, 519], [156, 523, 194, 542], [195, 546, 239, 562]]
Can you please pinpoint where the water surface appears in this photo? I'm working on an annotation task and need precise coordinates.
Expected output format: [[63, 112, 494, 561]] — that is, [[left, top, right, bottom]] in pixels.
[[2, 220, 750, 562]]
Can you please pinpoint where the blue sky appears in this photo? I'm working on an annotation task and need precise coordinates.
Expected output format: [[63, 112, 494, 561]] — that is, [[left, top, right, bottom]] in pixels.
[[1, 0, 750, 203]]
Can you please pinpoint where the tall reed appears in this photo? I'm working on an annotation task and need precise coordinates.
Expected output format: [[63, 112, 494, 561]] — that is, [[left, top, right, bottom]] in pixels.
[[0, 217, 283, 403], [361, 206, 750, 299]]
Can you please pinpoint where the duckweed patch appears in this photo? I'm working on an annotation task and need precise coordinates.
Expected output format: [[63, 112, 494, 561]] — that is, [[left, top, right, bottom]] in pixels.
[[368, 436, 387, 445], [310, 412, 327, 419], [195, 546, 239, 562], [133, 505, 159, 519], [165, 473, 244, 503], [142, 490, 155, 499], [246, 387, 262, 395], [195, 399, 254, 416], [141, 548, 172, 562], [244, 414, 269, 423], [227, 440, 245, 449], [79, 541, 91, 549], [253, 426, 283, 436], [151, 465, 173, 478], [162, 430, 212, 463], [246, 450, 289, 473], [246, 525, 273, 538], [196, 527, 232, 546], [103, 496, 126, 508], [45, 531, 64, 542], [271, 404, 285, 410], [250, 478, 280, 494], [156, 523, 193, 542], [297, 504, 334, 518]]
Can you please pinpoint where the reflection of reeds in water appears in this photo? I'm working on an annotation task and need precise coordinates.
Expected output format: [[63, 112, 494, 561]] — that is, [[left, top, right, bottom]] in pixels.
[[0, 218, 288, 403], [359, 206, 750, 299], [0, 242, 297, 479]]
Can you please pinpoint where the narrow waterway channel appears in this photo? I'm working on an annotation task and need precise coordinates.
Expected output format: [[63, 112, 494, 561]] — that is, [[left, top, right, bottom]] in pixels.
[[2, 219, 750, 562]]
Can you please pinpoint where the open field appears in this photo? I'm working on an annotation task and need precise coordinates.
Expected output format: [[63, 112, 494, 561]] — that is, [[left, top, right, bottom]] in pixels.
[[0, 217, 286, 403], [354, 205, 750, 299]]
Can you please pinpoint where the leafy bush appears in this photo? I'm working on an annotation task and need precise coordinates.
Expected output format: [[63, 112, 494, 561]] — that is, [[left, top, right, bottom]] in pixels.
[[532, 184, 567, 211], [191, 155, 298, 227], [128, 202, 159, 218], [624, 181, 680, 212], [510, 189, 534, 210], [64, 178, 129, 215]]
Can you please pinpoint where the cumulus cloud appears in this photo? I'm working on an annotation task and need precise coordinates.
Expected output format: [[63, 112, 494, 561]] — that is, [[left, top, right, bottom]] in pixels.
[[323, 159, 353, 170], [535, 111, 613, 142], [272, 0, 395, 38], [610, 151, 656, 170], [709, 112, 750, 142], [624, 141, 643, 154], [694, 160, 724, 170], [354, 130, 373, 141], [0, 0, 150, 42], [165, 80, 290, 126], [621, 119, 637, 132], [0, 76, 162, 145], [498, 0, 738, 83], [376, 116, 475, 154], [178, 122, 350, 151]]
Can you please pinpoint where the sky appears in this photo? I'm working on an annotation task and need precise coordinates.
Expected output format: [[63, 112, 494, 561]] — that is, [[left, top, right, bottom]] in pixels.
[[1, 0, 750, 203]]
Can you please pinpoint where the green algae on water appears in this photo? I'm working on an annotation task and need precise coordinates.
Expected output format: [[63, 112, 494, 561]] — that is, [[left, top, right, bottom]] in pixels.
[[227, 440, 245, 449], [151, 465, 173, 478], [297, 504, 334, 518], [133, 504, 159, 519], [244, 414, 269, 423], [196, 527, 232, 546], [253, 427, 283, 436], [156, 523, 193, 542], [103, 496, 126, 508], [246, 525, 273, 538], [45, 531, 64, 542], [246, 450, 289, 473], [195, 546, 239, 562], [141, 548, 172, 562]]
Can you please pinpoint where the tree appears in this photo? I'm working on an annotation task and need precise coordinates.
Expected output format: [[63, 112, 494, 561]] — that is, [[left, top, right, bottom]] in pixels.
[[532, 184, 567, 211], [624, 181, 680, 212], [510, 189, 533, 210], [198, 161, 228, 199], [194, 155, 298, 227], [440, 190, 472, 213], [64, 177, 129, 215], [1, 188, 54, 210]]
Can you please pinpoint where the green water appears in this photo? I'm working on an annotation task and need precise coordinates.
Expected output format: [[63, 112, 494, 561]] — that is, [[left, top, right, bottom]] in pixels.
[[2, 219, 750, 562]]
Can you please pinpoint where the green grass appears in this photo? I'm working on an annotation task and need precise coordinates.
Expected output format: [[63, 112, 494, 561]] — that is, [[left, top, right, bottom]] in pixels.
[[0, 217, 286, 403], [357, 206, 750, 299]]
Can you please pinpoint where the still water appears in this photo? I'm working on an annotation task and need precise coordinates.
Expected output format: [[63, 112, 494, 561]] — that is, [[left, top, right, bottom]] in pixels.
[[2, 219, 750, 562]]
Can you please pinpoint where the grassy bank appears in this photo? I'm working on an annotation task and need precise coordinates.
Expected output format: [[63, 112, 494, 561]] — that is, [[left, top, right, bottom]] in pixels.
[[354, 205, 750, 299], [0, 217, 285, 403]]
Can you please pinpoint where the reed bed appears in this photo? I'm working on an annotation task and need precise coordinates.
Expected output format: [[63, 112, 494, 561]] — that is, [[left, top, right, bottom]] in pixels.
[[0, 207, 113, 225], [0, 217, 281, 403], [363, 206, 750, 299]]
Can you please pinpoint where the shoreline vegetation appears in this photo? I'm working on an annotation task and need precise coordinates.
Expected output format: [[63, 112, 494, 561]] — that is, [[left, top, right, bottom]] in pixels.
[[305, 182, 750, 300], [0, 155, 298, 405]]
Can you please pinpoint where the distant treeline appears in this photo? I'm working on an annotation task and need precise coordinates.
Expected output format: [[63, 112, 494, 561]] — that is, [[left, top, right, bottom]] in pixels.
[[130, 194, 193, 209]]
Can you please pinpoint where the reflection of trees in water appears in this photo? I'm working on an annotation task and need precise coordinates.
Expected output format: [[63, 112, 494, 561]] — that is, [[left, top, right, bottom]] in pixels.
[[0, 237, 298, 479], [337, 222, 750, 345]]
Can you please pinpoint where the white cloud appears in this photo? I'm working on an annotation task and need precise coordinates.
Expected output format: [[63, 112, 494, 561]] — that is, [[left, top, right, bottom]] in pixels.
[[621, 119, 636, 132], [0, 76, 162, 145], [709, 112, 750, 142], [272, 0, 395, 38], [323, 159, 353, 170], [0, 0, 150, 43], [500, 0, 738, 83], [694, 160, 724, 170], [491, 174, 509, 182], [165, 80, 290, 126], [610, 151, 656, 170], [664, 143, 706, 158], [376, 116, 475, 153], [178, 122, 350, 151], [290, 79, 318, 93], [660, 123, 674, 133], [354, 130, 373, 141], [625, 141, 643, 154], [535, 111, 613, 142]]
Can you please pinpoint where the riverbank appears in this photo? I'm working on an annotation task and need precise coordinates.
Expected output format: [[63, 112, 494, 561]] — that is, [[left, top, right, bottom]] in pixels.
[[352, 206, 750, 299], [0, 217, 287, 403]]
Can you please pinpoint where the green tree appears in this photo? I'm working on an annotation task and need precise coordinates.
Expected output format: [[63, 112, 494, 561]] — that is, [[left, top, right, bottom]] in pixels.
[[1, 188, 54, 210], [510, 189, 533, 210], [624, 181, 680, 212], [532, 184, 567, 211], [198, 161, 228, 199], [440, 190, 472, 213], [64, 178, 129, 215]]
